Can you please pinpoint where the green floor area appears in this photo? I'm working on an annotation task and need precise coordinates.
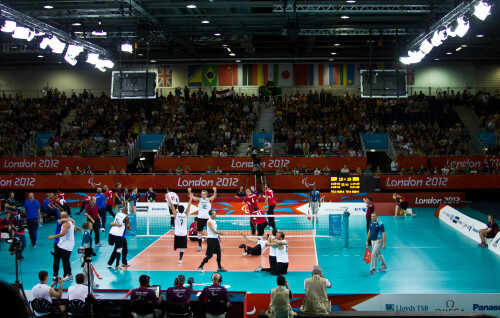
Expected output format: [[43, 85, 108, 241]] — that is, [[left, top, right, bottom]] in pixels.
[[1, 207, 499, 295]]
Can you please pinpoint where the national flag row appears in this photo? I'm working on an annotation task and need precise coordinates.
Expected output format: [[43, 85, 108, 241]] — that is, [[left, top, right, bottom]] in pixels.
[[187, 63, 360, 87], [158, 63, 414, 88]]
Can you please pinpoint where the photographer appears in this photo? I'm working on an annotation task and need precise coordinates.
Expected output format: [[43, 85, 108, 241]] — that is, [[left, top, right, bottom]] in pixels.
[[10, 213, 27, 261], [32, 271, 65, 314]]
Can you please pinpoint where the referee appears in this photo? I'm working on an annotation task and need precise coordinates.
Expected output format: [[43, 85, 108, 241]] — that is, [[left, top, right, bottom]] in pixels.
[[198, 210, 227, 273], [309, 186, 321, 222]]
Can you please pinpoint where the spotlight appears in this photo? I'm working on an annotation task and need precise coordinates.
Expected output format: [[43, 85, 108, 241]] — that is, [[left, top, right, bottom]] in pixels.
[[431, 29, 447, 47], [455, 16, 469, 37], [419, 39, 433, 54], [12, 26, 31, 40], [95, 59, 114, 72], [474, 1, 491, 21], [1, 20, 16, 33], [40, 36, 66, 54], [121, 43, 133, 53], [86, 53, 99, 64], [64, 44, 84, 66]]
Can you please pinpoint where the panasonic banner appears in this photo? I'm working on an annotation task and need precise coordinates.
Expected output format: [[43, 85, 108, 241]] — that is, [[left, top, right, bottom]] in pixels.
[[438, 205, 486, 243]]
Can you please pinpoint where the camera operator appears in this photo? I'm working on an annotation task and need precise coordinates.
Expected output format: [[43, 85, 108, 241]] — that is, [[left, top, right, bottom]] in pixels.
[[10, 213, 27, 261], [24, 192, 41, 247], [80, 221, 98, 287], [145, 187, 157, 202], [5, 192, 21, 215]]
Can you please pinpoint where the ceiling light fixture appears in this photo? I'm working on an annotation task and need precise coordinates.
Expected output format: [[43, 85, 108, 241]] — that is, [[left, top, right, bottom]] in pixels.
[[473, 1, 491, 21], [37, 55, 44, 58], [91, 31, 107, 36], [1, 20, 16, 33], [346, 0, 356, 3], [229, 52, 236, 56], [476, 34, 484, 38], [72, 22, 81, 26], [64, 44, 84, 66], [44, 5, 53, 9], [187, 4, 197, 9], [334, 43, 340, 46], [39, 36, 66, 54], [341, 15, 349, 19], [446, 52, 452, 54], [121, 43, 133, 53], [236, 59, 241, 62], [150, 60, 156, 63], [214, 33, 221, 36], [201, 20, 210, 24], [330, 52, 337, 55], [456, 46, 462, 51]]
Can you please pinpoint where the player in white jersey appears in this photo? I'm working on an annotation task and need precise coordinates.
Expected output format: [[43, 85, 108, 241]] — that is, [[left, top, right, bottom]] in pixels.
[[166, 187, 179, 227], [198, 210, 227, 273], [267, 231, 289, 275], [167, 194, 192, 264], [107, 208, 131, 270], [254, 228, 278, 273], [188, 187, 217, 252], [239, 232, 269, 256]]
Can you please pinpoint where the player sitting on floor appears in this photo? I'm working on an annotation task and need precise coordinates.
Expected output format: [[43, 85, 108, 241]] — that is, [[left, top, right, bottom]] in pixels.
[[239, 232, 269, 256]]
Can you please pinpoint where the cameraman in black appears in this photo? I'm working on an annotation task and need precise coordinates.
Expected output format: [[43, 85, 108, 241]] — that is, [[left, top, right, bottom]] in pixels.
[[251, 148, 264, 188], [5, 192, 21, 215], [10, 213, 27, 260]]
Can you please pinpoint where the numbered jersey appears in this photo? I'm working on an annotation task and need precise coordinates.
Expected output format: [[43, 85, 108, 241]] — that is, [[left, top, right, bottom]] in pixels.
[[198, 198, 211, 219], [109, 212, 127, 237], [166, 192, 179, 205], [174, 213, 187, 236]]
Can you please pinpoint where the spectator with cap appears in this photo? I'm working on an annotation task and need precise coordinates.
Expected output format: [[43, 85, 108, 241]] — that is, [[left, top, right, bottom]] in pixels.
[[300, 265, 332, 315]]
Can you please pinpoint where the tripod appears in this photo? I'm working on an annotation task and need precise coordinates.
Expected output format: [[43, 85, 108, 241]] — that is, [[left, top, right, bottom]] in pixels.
[[10, 243, 32, 317], [82, 248, 96, 317]]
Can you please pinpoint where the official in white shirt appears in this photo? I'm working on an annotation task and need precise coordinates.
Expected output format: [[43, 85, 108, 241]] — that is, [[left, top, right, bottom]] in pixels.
[[68, 273, 93, 302]]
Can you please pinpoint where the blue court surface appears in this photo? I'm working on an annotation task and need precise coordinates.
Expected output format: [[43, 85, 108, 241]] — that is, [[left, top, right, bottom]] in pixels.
[[1, 207, 499, 296]]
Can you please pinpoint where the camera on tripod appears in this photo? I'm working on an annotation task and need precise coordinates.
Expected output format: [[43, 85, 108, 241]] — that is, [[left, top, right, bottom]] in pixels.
[[78, 247, 96, 262], [8, 237, 21, 255]]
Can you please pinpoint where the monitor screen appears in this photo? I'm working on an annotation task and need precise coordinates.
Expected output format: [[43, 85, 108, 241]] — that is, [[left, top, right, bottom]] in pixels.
[[149, 285, 161, 298]]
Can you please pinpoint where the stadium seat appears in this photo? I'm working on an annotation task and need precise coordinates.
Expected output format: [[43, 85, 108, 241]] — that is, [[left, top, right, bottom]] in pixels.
[[131, 299, 155, 318], [67, 299, 86, 316], [166, 302, 191, 317], [31, 298, 55, 317]]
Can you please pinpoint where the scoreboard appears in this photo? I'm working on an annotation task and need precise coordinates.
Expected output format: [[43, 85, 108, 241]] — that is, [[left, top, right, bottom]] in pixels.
[[330, 175, 381, 194]]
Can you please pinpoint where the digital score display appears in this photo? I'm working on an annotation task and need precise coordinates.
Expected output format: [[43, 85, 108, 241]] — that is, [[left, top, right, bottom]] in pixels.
[[331, 176, 361, 194], [330, 175, 381, 194]]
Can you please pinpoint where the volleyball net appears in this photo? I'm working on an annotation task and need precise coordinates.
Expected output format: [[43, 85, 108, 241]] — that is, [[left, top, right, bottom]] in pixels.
[[134, 213, 342, 238]]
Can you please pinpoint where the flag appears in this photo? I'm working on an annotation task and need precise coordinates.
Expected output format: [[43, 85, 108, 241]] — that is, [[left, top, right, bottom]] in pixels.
[[215, 88, 233, 98], [363, 248, 372, 264], [336, 64, 355, 86], [241, 64, 258, 86], [278, 63, 293, 86], [293, 64, 309, 86], [188, 64, 202, 87], [324, 64, 335, 86], [406, 65, 415, 85], [266, 64, 279, 84], [217, 64, 238, 86], [203, 65, 218, 86], [157, 65, 172, 87]]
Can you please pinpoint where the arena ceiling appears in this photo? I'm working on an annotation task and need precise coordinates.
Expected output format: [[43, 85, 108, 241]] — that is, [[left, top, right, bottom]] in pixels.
[[1, 0, 500, 66]]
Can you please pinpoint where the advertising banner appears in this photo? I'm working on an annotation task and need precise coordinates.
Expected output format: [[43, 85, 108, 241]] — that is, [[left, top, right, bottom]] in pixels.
[[435, 205, 486, 243], [328, 214, 342, 236], [252, 133, 273, 149], [397, 156, 500, 171], [380, 174, 500, 190], [488, 232, 500, 256], [4, 174, 330, 190], [476, 131, 496, 148], [361, 133, 388, 149], [139, 134, 165, 151], [126, 214, 137, 236], [0, 157, 127, 172], [36, 133, 55, 148], [154, 157, 367, 172]]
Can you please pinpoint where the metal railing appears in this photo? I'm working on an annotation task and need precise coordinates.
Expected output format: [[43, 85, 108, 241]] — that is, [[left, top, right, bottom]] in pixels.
[[127, 135, 141, 165]]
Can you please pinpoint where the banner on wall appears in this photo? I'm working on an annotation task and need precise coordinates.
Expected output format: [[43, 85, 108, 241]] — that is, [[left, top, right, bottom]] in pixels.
[[252, 133, 273, 149], [397, 156, 500, 170], [488, 232, 500, 256], [3, 174, 330, 190], [475, 131, 496, 148], [139, 134, 165, 150], [0, 157, 127, 172], [154, 157, 367, 172], [380, 174, 500, 190]]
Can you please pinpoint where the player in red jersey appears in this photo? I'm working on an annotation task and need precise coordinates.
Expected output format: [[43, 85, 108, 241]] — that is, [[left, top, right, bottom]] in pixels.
[[243, 189, 259, 235], [250, 206, 268, 236], [56, 188, 71, 215], [393, 193, 416, 217], [103, 185, 116, 219], [264, 183, 277, 230]]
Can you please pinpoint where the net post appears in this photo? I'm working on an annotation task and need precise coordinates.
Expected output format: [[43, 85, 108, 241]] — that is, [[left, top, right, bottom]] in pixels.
[[313, 214, 317, 236], [146, 208, 150, 236], [343, 209, 350, 248]]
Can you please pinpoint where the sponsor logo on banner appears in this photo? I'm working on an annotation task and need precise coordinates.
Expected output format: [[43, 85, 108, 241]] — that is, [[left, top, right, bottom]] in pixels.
[[385, 304, 394, 311], [438, 206, 486, 243], [488, 232, 500, 256], [473, 304, 500, 311], [435, 300, 464, 311], [301, 177, 316, 188], [88, 177, 101, 187]]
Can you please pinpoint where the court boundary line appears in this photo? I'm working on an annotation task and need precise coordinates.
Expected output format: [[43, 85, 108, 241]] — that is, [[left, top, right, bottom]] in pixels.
[[128, 230, 171, 263]]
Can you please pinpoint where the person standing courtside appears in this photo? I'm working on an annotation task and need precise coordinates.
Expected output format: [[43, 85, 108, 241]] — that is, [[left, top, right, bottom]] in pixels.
[[363, 196, 375, 247], [309, 186, 320, 223], [366, 212, 387, 275], [264, 184, 277, 230], [85, 197, 101, 246], [167, 194, 192, 264], [94, 188, 107, 232], [107, 207, 132, 270], [114, 183, 124, 213], [23, 192, 41, 247], [49, 212, 78, 281], [198, 210, 227, 273], [189, 187, 217, 252], [103, 185, 116, 220], [166, 187, 179, 227]]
